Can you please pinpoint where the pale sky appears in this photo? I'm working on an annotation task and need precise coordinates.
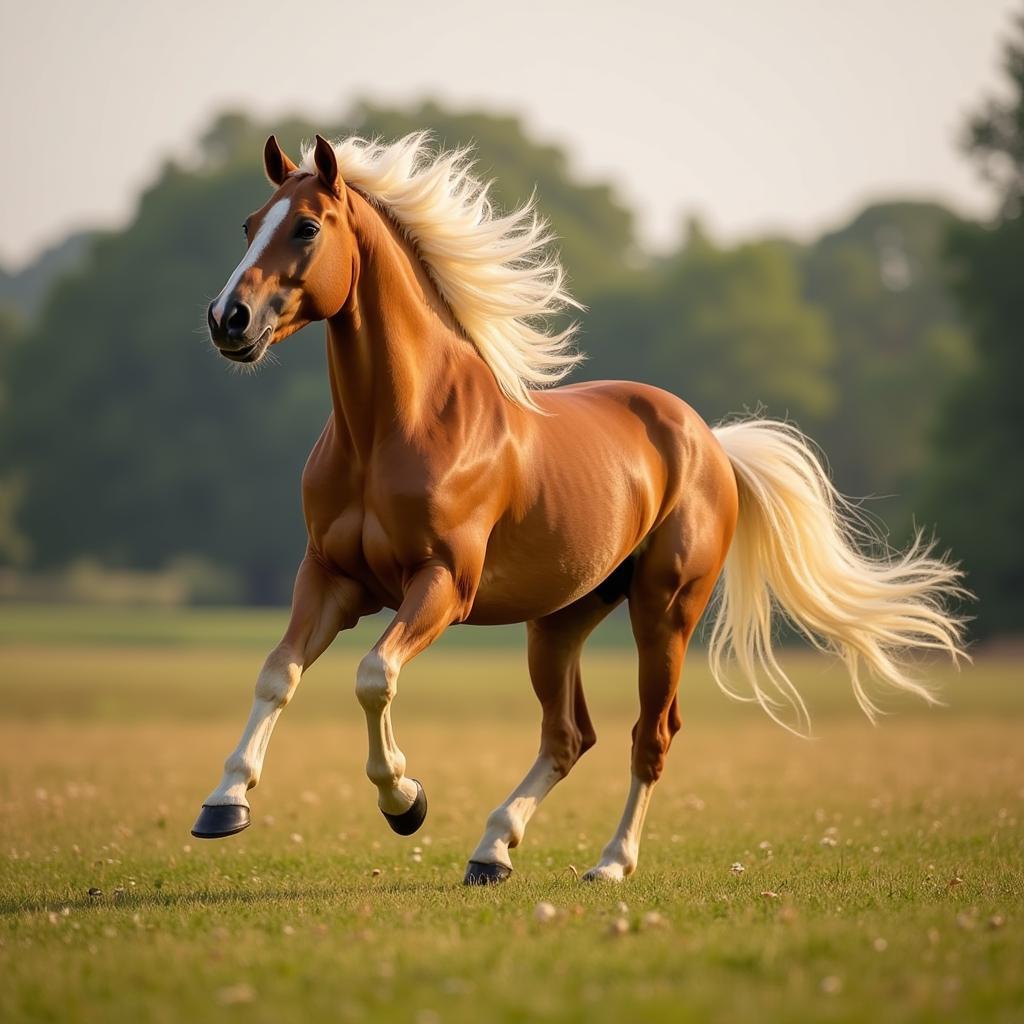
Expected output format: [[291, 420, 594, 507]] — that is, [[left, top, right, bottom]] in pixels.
[[0, 0, 1016, 268]]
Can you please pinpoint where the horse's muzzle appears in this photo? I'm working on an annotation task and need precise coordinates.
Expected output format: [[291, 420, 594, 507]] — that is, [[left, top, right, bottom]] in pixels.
[[208, 300, 273, 363]]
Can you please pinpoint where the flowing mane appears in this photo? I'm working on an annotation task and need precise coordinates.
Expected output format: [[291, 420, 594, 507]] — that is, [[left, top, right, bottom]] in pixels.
[[299, 132, 581, 408]]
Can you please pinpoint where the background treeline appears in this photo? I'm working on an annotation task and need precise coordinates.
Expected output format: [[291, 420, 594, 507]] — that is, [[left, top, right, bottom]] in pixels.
[[1, 22, 1021, 634]]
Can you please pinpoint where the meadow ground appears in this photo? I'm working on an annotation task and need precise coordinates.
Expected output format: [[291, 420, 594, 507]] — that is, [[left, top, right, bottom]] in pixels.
[[0, 604, 1021, 1023]]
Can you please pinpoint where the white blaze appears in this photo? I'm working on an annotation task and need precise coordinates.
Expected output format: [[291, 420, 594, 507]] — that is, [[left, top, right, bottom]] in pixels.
[[212, 197, 291, 322]]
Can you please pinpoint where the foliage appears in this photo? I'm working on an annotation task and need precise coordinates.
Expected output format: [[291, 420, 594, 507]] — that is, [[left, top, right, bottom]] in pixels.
[[922, 14, 1024, 635], [803, 202, 972, 528], [0, 230, 96, 318], [0, 308, 29, 565], [962, 12, 1024, 219]]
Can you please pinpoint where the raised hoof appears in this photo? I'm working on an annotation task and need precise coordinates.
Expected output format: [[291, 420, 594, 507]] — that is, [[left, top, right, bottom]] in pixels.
[[191, 803, 251, 839], [381, 779, 427, 836], [463, 860, 513, 886]]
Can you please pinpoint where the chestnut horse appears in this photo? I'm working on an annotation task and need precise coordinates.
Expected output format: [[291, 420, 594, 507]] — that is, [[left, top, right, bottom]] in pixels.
[[193, 133, 964, 883]]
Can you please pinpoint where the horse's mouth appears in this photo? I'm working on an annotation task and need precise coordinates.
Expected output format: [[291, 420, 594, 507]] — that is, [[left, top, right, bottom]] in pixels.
[[219, 327, 272, 364]]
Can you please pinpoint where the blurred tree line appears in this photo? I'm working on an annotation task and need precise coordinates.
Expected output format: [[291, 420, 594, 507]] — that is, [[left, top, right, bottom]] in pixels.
[[919, 13, 1024, 636], [0, 21, 1020, 632]]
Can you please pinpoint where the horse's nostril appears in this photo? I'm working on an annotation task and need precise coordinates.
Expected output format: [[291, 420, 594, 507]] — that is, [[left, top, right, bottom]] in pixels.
[[225, 301, 251, 338]]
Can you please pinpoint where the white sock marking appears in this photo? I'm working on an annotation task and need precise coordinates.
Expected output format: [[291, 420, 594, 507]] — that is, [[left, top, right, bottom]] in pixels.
[[205, 647, 300, 807], [356, 651, 418, 815], [469, 754, 564, 868], [584, 774, 655, 881]]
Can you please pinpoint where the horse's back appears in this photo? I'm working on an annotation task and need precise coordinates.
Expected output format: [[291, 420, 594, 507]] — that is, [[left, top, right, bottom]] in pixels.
[[534, 378, 728, 497], [538, 378, 698, 424]]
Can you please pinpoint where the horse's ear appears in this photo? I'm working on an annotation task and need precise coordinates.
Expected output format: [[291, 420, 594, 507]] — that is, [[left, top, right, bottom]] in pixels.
[[264, 135, 297, 186], [313, 134, 341, 196]]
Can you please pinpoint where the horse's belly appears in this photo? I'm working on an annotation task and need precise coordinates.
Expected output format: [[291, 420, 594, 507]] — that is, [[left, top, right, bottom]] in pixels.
[[466, 567, 609, 625], [466, 466, 657, 624]]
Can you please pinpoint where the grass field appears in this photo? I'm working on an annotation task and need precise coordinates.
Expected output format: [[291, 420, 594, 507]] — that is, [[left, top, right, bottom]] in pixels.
[[0, 604, 1021, 1023]]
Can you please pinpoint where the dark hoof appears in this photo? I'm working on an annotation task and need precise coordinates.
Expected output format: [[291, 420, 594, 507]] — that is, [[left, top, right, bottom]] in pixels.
[[191, 803, 251, 839], [463, 860, 513, 886], [381, 779, 427, 836]]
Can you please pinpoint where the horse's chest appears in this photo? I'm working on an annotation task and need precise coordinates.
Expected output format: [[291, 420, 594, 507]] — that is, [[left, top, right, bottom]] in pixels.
[[308, 482, 444, 608]]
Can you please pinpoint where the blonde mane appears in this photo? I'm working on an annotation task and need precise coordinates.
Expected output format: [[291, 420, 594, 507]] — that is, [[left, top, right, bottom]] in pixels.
[[300, 132, 581, 408]]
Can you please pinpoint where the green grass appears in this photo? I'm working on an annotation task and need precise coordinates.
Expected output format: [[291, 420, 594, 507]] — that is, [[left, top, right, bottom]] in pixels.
[[0, 604, 1021, 1023]]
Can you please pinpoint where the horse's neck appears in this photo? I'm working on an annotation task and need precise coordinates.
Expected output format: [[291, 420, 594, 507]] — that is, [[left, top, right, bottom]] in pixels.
[[325, 192, 478, 459]]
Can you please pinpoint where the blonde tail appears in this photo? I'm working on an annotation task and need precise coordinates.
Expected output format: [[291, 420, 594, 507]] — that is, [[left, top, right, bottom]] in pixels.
[[708, 419, 968, 734]]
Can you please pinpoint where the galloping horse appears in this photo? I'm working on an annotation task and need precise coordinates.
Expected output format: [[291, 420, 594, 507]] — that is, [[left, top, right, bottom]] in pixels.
[[193, 133, 964, 883]]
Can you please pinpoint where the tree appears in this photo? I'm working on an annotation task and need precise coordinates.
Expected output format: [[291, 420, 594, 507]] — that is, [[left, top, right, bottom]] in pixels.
[[923, 12, 1024, 635], [0, 307, 29, 565], [802, 202, 972, 530]]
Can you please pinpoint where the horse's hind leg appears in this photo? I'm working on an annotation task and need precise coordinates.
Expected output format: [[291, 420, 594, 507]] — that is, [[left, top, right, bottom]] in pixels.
[[583, 518, 723, 881], [464, 589, 620, 884], [191, 557, 369, 839]]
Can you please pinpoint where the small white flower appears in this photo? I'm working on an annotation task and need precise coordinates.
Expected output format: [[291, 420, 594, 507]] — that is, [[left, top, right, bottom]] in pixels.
[[534, 901, 557, 923], [730, 862, 745, 875]]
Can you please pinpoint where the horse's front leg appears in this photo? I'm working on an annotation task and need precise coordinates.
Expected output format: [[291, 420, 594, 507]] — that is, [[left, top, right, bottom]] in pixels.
[[357, 563, 464, 834], [191, 556, 370, 839]]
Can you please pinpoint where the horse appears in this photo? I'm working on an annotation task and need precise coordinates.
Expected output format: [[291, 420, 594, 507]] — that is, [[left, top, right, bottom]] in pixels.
[[193, 132, 965, 884]]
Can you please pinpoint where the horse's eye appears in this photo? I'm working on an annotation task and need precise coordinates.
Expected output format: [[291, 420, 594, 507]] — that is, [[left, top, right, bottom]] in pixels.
[[296, 221, 320, 241], [242, 223, 249, 238]]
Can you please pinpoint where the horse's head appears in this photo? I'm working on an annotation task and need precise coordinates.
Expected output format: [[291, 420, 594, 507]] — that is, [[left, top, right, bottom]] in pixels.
[[207, 135, 354, 364]]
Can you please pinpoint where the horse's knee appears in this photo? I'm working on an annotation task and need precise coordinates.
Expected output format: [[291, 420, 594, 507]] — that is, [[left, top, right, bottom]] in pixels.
[[254, 644, 301, 707], [356, 650, 397, 713]]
